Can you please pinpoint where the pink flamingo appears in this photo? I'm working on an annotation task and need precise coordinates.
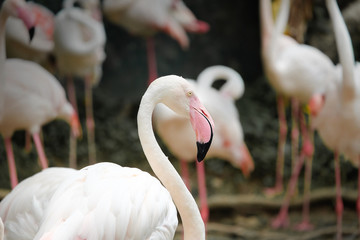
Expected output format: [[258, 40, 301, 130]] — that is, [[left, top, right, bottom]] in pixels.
[[102, 0, 209, 84], [0, 75, 213, 240], [0, 0, 81, 189], [260, 0, 336, 230], [153, 65, 253, 225], [309, 0, 360, 238], [53, 0, 106, 168]]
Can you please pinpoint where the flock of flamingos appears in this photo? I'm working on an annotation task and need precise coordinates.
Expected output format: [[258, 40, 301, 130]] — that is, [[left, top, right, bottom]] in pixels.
[[0, 0, 358, 239]]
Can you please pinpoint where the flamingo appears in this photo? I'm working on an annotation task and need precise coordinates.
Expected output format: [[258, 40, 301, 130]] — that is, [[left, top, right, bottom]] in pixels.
[[102, 0, 209, 84], [309, 0, 360, 238], [5, 2, 55, 152], [0, 0, 82, 189], [5, 2, 54, 67], [153, 65, 254, 225], [260, 0, 336, 229], [53, 0, 106, 167], [0, 75, 214, 240]]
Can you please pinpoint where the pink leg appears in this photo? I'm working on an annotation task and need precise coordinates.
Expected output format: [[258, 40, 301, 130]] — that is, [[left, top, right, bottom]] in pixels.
[[85, 75, 96, 165], [180, 159, 191, 190], [4, 138, 18, 188], [291, 99, 300, 178], [271, 145, 306, 229], [24, 131, 32, 152], [67, 76, 78, 168], [32, 132, 48, 169], [146, 37, 158, 85], [196, 160, 209, 226], [294, 112, 314, 231], [265, 95, 287, 196], [357, 157, 360, 233], [334, 151, 343, 240]]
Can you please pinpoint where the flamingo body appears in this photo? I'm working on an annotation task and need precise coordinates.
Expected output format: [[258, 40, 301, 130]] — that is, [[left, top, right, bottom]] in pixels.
[[0, 167, 77, 240], [103, 0, 209, 48], [0, 59, 76, 137], [33, 163, 178, 240], [54, 6, 106, 83]]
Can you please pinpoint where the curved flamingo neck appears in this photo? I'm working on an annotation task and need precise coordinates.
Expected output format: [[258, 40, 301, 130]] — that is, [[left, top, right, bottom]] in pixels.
[[326, 0, 356, 101], [259, 0, 274, 48], [269, 0, 290, 58], [197, 66, 244, 100], [137, 81, 205, 240]]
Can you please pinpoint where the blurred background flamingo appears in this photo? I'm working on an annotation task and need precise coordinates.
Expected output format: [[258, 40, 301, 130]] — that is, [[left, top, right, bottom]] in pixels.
[[53, 0, 106, 168]]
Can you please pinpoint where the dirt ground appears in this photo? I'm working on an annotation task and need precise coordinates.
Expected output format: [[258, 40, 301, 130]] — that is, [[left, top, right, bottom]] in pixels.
[[1, 0, 360, 239]]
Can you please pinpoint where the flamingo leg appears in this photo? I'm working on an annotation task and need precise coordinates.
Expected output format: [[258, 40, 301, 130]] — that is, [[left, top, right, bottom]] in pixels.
[[334, 151, 343, 240], [4, 138, 18, 188], [180, 159, 191, 190], [357, 156, 360, 234], [24, 131, 32, 152], [85, 75, 96, 165], [265, 95, 287, 196], [291, 98, 300, 196], [271, 141, 307, 229], [146, 37, 158, 85], [196, 160, 208, 226], [32, 132, 48, 169], [294, 112, 314, 231], [67, 76, 78, 168]]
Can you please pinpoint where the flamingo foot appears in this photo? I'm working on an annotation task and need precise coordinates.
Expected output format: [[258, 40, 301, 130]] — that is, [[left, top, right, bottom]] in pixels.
[[293, 221, 314, 231], [271, 211, 289, 229]]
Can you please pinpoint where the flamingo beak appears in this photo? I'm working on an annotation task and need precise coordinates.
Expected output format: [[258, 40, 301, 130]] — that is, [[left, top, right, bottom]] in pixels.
[[309, 94, 325, 117], [239, 144, 254, 178], [71, 112, 82, 139], [29, 27, 35, 41], [189, 97, 214, 162]]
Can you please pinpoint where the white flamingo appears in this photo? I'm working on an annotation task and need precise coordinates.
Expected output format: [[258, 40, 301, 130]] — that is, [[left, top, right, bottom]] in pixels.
[[0, 75, 214, 240], [260, 0, 336, 229], [5, 2, 55, 152], [309, 0, 360, 238], [102, 0, 209, 84], [153, 65, 253, 224], [0, 0, 81, 189], [54, 0, 106, 167]]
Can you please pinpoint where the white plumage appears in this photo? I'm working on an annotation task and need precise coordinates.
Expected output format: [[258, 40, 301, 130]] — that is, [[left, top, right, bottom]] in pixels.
[[0, 75, 213, 240]]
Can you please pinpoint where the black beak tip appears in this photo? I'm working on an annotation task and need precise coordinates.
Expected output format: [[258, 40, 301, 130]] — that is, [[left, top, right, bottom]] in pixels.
[[196, 141, 212, 162], [29, 27, 35, 42]]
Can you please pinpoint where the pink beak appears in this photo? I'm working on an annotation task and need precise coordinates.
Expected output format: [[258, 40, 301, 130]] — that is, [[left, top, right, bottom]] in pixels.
[[71, 112, 82, 139], [309, 94, 325, 117], [189, 96, 214, 162], [239, 144, 254, 178]]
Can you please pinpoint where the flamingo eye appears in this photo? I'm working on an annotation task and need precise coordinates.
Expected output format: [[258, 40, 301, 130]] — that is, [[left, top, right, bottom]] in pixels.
[[187, 91, 193, 97]]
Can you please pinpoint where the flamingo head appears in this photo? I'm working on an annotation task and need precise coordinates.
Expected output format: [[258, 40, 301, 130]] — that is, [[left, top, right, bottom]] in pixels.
[[308, 94, 325, 117], [3, 0, 35, 41], [155, 75, 214, 162], [225, 140, 254, 178]]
